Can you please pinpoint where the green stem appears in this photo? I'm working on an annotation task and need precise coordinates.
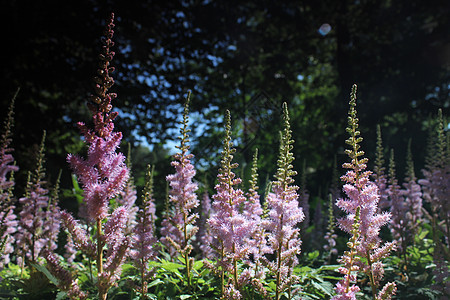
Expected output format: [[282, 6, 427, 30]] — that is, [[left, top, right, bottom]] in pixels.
[[366, 250, 377, 300], [275, 213, 284, 300], [220, 241, 225, 297], [140, 258, 146, 300], [233, 243, 238, 288], [183, 211, 191, 289], [97, 218, 106, 300]]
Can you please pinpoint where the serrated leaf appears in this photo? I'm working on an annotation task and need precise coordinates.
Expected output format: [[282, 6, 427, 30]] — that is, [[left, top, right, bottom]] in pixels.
[[161, 261, 185, 272], [312, 280, 334, 296]]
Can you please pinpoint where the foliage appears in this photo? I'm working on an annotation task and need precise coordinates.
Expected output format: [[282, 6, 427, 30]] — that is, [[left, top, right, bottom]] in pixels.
[[0, 10, 448, 300]]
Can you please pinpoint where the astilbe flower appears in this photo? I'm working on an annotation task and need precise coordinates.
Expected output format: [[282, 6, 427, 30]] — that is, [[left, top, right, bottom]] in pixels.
[[419, 109, 449, 248], [116, 177, 138, 233], [44, 171, 62, 252], [116, 147, 138, 233], [419, 109, 450, 297], [196, 190, 214, 259], [130, 164, 158, 298], [244, 149, 270, 285], [161, 95, 199, 280], [159, 203, 181, 256], [51, 14, 130, 300], [16, 131, 54, 265], [373, 125, 389, 211], [0, 92, 19, 269], [44, 250, 87, 300], [431, 245, 450, 298], [387, 150, 408, 253], [333, 85, 396, 300], [324, 195, 338, 264], [60, 211, 96, 258], [263, 102, 304, 300], [334, 207, 361, 300], [99, 206, 130, 293], [208, 110, 255, 298], [67, 14, 129, 223], [400, 140, 423, 243], [64, 233, 77, 264]]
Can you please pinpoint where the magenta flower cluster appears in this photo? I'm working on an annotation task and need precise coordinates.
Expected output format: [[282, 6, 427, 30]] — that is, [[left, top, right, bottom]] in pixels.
[[333, 85, 396, 300], [53, 14, 131, 299], [130, 165, 158, 295], [208, 110, 256, 298], [16, 132, 61, 266], [262, 103, 304, 299], [161, 96, 199, 259]]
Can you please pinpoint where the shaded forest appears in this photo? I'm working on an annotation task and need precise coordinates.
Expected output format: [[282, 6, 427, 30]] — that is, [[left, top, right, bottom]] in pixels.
[[1, 0, 449, 204]]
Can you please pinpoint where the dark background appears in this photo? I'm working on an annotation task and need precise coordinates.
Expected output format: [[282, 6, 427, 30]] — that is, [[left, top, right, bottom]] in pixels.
[[1, 0, 449, 213]]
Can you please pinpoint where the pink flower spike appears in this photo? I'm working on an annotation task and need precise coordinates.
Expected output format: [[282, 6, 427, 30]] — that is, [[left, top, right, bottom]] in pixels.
[[334, 85, 396, 300]]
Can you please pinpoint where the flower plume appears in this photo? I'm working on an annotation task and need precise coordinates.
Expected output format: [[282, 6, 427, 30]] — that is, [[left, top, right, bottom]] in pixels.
[[263, 102, 304, 300], [333, 85, 396, 300], [0, 90, 19, 269], [208, 110, 254, 298]]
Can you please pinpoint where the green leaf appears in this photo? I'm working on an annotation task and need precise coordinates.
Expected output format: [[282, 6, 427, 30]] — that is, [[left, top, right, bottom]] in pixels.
[[148, 278, 164, 288], [417, 229, 429, 240], [311, 280, 334, 296], [30, 263, 59, 286], [179, 295, 192, 299], [161, 261, 185, 272], [5, 263, 25, 277], [56, 291, 68, 300], [192, 260, 203, 271], [307, 250, 320, 261], [318, 264, 340, 271]]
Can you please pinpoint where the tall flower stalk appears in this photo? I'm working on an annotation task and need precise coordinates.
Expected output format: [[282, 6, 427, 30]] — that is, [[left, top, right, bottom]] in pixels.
[[244, 149, 267, 278], [263, 102, 304, 300], [208, 110, 254, 299], [387, 150, 409, 266], [60, 14, 130, 300], [196, 189, 213, 259], [245, 149, 270, 296], [161, 93, 199, 289], [324, 195, 338, 264], [131, 164, 158, 299], [333, 85, 396, 300], [419, 109, 450, 296], [0, 90, 19, 269], [401, 140, 423, 244], [373, 125, 389, 211], [45, 170, 62, 252], [419, 109, 449, 253], [16, 131, 50, 267], [117, 144, 138, 233], [44, 250, 87, 300]]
